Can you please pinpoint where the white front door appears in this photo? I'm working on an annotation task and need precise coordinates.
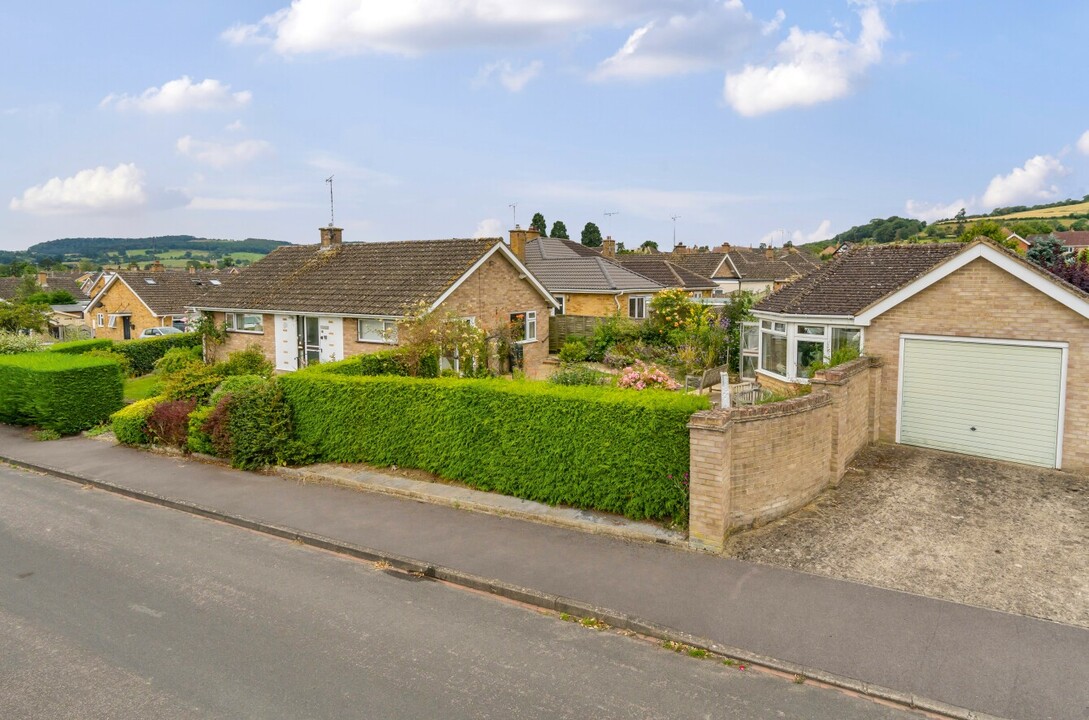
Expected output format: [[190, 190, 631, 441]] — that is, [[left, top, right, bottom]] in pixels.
[[274, 315, 298, 371], [897, 336, 1066, 468]]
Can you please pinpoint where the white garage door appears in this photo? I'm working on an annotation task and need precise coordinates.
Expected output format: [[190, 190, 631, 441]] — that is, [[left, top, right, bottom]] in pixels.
[[898, 337, 1066, 468]]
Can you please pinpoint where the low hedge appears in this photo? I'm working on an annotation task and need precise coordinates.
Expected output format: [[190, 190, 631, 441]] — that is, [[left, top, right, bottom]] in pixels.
[[116, 333, 202, 375], [48, 338, 114, 355], [0, 352, 124, 434], [280, 374, 709, 521], [111, 395, 165, 445]]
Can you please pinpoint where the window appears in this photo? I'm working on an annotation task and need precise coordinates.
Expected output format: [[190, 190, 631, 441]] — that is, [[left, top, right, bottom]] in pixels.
[[96, 313, 104, 328], [107, 314, 118, 329], [554, 294, 565, 316], [225, 313, 263, 333], [510, 310, 537, 342], [832, 327, 862, 352], [796, 339, 826, 378], [628, 295, 649, 319], [144, 278, 156, 285], [761, 331, 787, 376], [358, 318, 398, 344]]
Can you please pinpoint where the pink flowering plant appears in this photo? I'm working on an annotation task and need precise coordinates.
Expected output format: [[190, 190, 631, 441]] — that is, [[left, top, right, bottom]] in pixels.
[[617, 361, 681, 391]]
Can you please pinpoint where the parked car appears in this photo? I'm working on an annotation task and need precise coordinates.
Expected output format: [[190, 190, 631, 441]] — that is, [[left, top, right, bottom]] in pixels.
[[139, 326, 183, 338]]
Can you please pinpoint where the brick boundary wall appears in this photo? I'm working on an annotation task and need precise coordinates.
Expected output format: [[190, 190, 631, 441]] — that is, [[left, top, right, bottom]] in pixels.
[[688, 356, 882, 551]]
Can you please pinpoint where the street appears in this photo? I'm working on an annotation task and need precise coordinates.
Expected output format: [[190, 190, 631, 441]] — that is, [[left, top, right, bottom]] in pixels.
[[0, 463, 918, 719]]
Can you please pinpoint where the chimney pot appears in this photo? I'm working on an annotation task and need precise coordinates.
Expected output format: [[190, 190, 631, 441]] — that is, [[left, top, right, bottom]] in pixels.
[[151, 260, 165, 272], [320, 226, 344, 248]]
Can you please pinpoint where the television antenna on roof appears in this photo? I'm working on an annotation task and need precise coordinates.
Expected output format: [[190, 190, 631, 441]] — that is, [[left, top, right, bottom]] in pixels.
[[604, 211, 619, 219], [509, 203, 518, 227], [325, 175, 335, 227], [671, 214, 681, 248]]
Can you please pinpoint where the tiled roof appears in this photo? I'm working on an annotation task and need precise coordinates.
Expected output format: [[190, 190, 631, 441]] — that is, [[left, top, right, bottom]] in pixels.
[[755, 243, 966, 316], [523, 237, 662, 293], [610, 255, 718, 290], [191, 238, 505, 316], [105, 270, 226, 316], [39, 271, 90, 299], [726, 247, 818, 280], [665, 252, 730, 279], [0, 277, 20, 301]]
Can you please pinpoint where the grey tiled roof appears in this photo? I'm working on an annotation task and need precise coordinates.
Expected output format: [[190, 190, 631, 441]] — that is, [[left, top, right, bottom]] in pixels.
[[726, 248, 818, 280], [191, 238, 504, 316], [610, 255, 718, 290], [663, 252, 730, 279], [523, 237, 663, 292], [755, 243, 965, 316], [39, 272, 90, 299], [111, 270, 225, 316], [0, 277, 19, 301]]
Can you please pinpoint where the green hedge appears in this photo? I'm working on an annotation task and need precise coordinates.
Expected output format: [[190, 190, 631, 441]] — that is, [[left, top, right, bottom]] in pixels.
[[305, 349, 439, 378], [116, 333, 202, 375], [48, 338, 114, 354], [0, 352, 124, 434], [111, 395, 164, 445], [280, 375, 708, 521]]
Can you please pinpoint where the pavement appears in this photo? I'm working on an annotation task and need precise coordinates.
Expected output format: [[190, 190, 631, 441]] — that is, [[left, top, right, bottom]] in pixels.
[[2, 424, 1087, 720]]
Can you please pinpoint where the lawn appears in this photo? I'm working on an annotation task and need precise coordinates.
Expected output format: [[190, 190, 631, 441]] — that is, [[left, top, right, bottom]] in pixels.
[[123, 374, 161, 403]]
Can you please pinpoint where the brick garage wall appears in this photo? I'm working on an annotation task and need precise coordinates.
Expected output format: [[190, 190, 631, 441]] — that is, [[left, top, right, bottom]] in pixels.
[[688, 356, 879, 550], [440, 252, 552, 379], [864, 258, 1089, 470]]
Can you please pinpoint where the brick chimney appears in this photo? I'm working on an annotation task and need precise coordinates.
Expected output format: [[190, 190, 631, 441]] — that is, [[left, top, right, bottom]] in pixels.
[[151, 260, 165, 272], [188, 265, 196, 274], [320, 226, 343, 249], [602, 236, 616, 258], [37, 271, 48, 287], [509, 225, 529, 261], [765, 247, 774, 260], [672, 243, 688, 255]]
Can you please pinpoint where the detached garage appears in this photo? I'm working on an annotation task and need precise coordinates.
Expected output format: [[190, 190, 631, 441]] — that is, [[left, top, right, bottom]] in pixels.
[[754, 240, 1089, 471]]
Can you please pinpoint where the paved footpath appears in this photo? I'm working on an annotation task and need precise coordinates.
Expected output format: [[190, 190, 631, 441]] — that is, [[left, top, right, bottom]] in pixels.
[[1, 426, 1086, 720]]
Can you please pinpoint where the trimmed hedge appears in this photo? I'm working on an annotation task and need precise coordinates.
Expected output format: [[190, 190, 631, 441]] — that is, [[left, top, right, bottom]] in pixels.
[[111, 395, 165, 445], [305, 349, 438, 378], [0, 352, 124, 434], [116, 333, 202, 375], [280, 374, 709, 521], [48, 338, 114, 355]]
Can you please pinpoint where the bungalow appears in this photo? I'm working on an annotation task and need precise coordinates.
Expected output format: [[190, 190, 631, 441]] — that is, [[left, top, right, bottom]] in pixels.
[[1026, 230, 1089, 255], [668, 245, 817, 296], [84, 264, 222, 340], [752, 240, 1089, 470], [190, 228, 558, 378]]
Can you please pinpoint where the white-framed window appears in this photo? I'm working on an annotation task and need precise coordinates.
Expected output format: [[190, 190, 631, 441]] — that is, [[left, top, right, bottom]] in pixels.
[[107, 314, 119, 329], [554, 294, 565, 316], [758, 320, 864, 381], [510, 310, 537, 343], [357, 318, 398, 344], [760, 322, 787, 377], [628, 295, 649, 319], [96, 313, 104, 328], [225, 313, 264, 333]]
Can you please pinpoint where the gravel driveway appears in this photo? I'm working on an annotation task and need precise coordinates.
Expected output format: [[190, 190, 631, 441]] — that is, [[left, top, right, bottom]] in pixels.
[[725, 443, 1089, 628]]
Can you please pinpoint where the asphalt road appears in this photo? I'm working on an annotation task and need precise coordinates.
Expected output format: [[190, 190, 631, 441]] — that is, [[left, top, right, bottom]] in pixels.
[[0, 463, 920, 720]]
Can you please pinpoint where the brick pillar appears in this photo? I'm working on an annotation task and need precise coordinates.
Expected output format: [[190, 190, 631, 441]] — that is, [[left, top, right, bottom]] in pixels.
[[687, 410, 733, 551], [867, 358, 883, 442], [811, 378, 847, 483]]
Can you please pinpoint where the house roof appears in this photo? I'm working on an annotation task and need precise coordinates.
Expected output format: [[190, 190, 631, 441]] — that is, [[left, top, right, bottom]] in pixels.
[[523, 237, 663, 293], [609, 255, 718, 290], [664, 252, 729, 279], [755, 243, 966, 316], [38, 271, 90, 299], [91, 270, 226, 316], [726, 247, 818, 280], [191, 238, 551, 316], [0, 277, 20, 301]]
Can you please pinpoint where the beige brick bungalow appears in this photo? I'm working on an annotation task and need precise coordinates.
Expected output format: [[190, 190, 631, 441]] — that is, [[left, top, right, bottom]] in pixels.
[[84, 266, 220, 340], [190, 228, 558, 378], [752, 240, 1089, 470]]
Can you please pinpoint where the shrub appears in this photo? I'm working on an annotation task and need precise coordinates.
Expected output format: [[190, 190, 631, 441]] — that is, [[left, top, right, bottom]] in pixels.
[[115, 332, 202, 375], [219, 345, 274, 377], [549, 364, 610, 386], [227, 381, 311, 469], [558, 339, 588, 363], [280, 374, 709, 522], [187, 405, 216, 455], [161, 363, 227, 404], [146, 399, 197, 448], [46, 338, 114, 355], [307, 350, 412, 377], [0, 352, 124, 434], [587, 315, 643, 362], [0, 332, 46, 355], [86, 348, 133, 377], [208, 374, 267, 406], [617, 362, 681, 391], [111, 395, 164, 445], [154, 346, 203, 375], [201, 395, 235, 458]]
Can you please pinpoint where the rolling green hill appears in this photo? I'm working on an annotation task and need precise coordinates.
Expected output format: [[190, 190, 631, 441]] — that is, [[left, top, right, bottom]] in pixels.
[[27, 235, 288, 262]]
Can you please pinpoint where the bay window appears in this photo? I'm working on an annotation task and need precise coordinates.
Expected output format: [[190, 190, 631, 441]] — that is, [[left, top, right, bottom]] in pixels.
[[758, 319, 864, 381]]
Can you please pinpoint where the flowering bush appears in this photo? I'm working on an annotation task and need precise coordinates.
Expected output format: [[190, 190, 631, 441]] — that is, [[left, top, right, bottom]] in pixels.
[[0, 331, 44, 355], [617, 361, 680, 391]]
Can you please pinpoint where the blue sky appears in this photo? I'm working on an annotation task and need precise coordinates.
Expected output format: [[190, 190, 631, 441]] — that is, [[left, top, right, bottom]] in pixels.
[[2, 0, 1088, 252]]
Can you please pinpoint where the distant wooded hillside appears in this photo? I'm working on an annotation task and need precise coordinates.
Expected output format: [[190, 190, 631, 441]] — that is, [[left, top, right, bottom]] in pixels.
[[27, 235, 288, 259]]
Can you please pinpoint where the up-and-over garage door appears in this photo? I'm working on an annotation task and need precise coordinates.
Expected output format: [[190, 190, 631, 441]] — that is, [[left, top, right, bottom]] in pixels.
[[898, 336, 1066, 468]]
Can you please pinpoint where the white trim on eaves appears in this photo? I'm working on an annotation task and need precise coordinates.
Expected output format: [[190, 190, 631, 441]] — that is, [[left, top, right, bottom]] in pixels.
[[428, 242, 560, 313], [856, 242, 1089, 324]]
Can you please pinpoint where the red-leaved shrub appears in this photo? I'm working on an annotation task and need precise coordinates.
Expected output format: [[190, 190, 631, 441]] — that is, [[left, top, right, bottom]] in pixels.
[[202, 394, 236, 458], [145, 399, 197, 448]]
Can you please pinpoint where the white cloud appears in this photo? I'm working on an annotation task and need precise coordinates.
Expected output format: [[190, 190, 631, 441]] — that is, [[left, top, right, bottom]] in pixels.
[[176, 136, 273, 168], [904, 198, 969, 223], [186, 196, 286, 211], [101, 76, 252, 113], [1077, 130, 1089, 156], [724, 4, 888, 116], [793, 219, 832, 243], [981, 154, 1066, 209], [473, 218, 504, 238], [225, 119, 246, 132], [593, 2, 761, 81], [475, 60, 544, 92], [10, 163, 147, 215]]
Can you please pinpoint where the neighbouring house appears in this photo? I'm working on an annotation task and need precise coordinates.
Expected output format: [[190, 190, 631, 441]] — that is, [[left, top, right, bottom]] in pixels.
[[0, 271, 93, 338], [84, 263, 222, 340], [515, 228, 665, 319], [1026, 230, 1089, 255], [604, 248, 718, 299], [1006, 232, 1030, 253], [667, 245, 818, 296], [189, 228, 558, 377], [752, 239, 1089, 470]]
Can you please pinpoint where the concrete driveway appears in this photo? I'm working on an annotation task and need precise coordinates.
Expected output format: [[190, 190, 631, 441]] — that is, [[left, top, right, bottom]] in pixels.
[[725, 443, 1089, 628]]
